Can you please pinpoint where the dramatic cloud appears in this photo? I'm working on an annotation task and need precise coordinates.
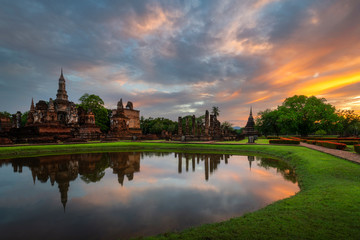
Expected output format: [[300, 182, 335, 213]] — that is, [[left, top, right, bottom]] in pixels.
[[1, 0, 359, 126]]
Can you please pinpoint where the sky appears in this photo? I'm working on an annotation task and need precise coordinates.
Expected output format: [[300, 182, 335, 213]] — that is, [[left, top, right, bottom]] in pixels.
[[1, 0, 360, 126]]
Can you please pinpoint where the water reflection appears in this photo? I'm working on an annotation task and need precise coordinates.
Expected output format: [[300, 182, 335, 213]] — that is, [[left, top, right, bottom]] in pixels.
[[0, 152, 298, 239], [1, 152, 296, 211]]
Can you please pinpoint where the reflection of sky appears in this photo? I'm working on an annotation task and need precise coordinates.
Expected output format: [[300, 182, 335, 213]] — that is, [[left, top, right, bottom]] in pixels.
[[0, 153, 299, 239]]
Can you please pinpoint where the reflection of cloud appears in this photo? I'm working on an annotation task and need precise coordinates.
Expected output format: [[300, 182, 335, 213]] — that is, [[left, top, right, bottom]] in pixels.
[[0, 153, 299, 239]]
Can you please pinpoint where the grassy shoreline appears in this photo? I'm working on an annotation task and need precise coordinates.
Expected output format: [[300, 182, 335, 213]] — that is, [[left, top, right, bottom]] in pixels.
[[1, 142, 359, 239]]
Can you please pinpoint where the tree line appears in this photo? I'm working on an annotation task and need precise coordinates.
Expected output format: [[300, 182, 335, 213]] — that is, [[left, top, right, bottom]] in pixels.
[[256, 95, 360, 137]]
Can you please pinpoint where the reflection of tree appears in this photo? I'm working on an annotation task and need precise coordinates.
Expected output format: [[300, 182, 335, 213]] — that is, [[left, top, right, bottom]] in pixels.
[[256, 157, 297, 183], [80, 153, 110, 183]]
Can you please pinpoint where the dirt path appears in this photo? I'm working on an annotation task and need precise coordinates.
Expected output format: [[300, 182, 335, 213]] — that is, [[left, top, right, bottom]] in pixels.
[[300, 142, 360, 164]]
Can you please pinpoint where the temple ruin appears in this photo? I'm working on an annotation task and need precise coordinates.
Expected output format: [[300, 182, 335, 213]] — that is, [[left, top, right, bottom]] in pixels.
[[0, 70, 141, 144], [173, 110, 236, 141]]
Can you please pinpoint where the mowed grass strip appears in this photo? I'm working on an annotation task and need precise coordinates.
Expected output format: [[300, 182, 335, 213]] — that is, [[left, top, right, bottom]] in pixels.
[[1, 142, 359, 239]]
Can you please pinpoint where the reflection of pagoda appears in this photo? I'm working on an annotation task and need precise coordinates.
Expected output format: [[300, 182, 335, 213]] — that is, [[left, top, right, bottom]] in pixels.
[[109, 152, 140, 186], [176, 153, 230, 181], [248, 156, 255, 170]]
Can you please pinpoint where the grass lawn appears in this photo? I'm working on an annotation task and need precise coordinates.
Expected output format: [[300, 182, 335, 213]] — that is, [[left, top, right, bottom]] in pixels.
[[0, 142, 359, 239], [216, 138, 270, 144]]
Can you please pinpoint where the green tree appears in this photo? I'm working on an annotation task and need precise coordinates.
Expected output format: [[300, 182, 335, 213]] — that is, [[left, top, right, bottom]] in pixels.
[[0, 111, 11, 118], [337, 110, 360, 136], [140, 117, 177, 135], [256, 109, 281, 136], [21, 111, 29, 127], [78, 93, 110, 132], [221, 121, 234, 133], [211, 106, 220, 117], [277, 95, 339, 137]]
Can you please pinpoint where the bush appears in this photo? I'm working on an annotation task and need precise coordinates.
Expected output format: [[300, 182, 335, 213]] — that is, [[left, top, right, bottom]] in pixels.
[[269, 138, 300, 145], [337, 141, 360, 145], [315, 141, 347, 150], [267, 136, 280, 139], [354, 144, 360, 154], [314, 129, 327, 135], [306, 140, 318, 145]]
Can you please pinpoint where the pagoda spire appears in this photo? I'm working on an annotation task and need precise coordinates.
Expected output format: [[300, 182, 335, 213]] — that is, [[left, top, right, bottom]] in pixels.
[[30, 98, 35, 112], [56, 69, 68, 101], [250, 106, 253, 116]]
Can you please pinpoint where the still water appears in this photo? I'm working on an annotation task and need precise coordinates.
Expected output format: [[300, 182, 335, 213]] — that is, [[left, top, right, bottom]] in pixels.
[[0, 152, 298, 239]]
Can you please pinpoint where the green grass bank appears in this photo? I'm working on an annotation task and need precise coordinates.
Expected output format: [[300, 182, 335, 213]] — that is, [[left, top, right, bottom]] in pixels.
[[1, 142, 360, 239]]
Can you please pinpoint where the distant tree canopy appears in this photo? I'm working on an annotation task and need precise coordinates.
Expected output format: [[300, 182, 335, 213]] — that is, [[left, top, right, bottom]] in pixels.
[[256, 95, 340, 137], [0, 111, 11, 118], [78, 93, 110, 132], [21, 111, 29, 127], [221, 121, 235, 133], [211, 106, 220, 117], [140, 117, 178, 135], [337, 110, 360, 136]]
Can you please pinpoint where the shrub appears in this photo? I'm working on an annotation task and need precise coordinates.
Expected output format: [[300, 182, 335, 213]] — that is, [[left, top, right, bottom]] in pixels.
[[315, 141, 347, 150], [269, 138, 300, 145], [306, 140, 318, 145], [314, 129, 327, 135], [288, 137, 301, 141], [354, 144, 360, 154], [337, 141, 360, 145], [267, 136, 280, 139]]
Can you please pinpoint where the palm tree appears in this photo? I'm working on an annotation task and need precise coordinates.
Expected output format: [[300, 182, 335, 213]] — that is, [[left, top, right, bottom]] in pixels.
[[211, 106, 220, 117]]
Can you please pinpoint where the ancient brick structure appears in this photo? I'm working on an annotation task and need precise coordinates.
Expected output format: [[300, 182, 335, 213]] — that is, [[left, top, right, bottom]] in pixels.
[[175, 109, 236, 141], [242, 107, 259, 137], [0, 70, 142, 143], [106, 99, 141, 140], [0, 115, 12, 133]]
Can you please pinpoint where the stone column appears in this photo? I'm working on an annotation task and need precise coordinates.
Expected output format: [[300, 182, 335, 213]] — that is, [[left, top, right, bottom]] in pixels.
[[205, 110, 209, 135], [185, 117, 189, 135], [15, 111, 22, 128], [192, 115, 196, 136], [178, 117, 182, 135], [209, 115, 214, 136]]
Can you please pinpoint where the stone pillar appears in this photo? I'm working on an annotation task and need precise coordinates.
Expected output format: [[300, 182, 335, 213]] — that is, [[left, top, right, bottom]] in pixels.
[[15, 111, 21, 128], [197, 121, 202, 136], [209, 115, 214, 136], [178, 117, 182, 135], [185, 117, 189, 135], [205, 110, 209, 135], [192, 115, 196, 136]]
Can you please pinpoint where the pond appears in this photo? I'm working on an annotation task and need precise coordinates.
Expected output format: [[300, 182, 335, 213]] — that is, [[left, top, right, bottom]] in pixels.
[[0, 152, 299, 239]]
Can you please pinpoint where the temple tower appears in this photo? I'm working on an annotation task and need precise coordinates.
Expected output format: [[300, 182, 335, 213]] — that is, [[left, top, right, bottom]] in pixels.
[[205, 110, 209, 135], [243, 106, 259, 136], [56, 69, 68, 101], [178, 117, 182, 135]]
